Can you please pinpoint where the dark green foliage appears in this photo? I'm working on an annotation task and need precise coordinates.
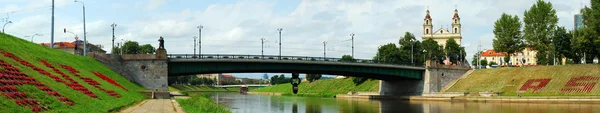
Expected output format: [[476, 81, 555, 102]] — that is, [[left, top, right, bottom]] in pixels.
[[444, 38, 462, 64], [493, 13, 524, 65], [139, 44, 155, 54], [340, 55, 356, 62], [306, 74, 322, 83], [352, 77, 368, 86], [523, 0, 558, 65]]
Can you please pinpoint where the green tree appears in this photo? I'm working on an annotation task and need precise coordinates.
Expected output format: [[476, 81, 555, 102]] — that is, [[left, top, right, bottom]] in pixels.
[[472, 51, 482, 65], [493, 13, 524, 66], [480, 59, 489, 67], [140, 44, 155, 54], [111, 47, 120, 54], [422, 39, 443, 60], [552, 27, 573, 65], [305, 74, 322, 83], [444, 38, 461, 64], [573, 27, 598, 63], [523, 0, 558, 65], [374, 43, 401, 64], [582, 0, 600, 63], [352, 77, 368, 86], [122, 41, 141, 54], [340, 55, 356, 62], [398, 32, 423, 65]]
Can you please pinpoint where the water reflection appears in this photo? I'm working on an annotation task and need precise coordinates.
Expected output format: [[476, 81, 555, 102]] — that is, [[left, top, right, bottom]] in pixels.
[[194, 92, 600, 113]]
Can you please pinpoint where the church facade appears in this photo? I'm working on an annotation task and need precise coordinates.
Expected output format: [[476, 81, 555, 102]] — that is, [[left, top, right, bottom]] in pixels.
[[422, 8, 462, 47]]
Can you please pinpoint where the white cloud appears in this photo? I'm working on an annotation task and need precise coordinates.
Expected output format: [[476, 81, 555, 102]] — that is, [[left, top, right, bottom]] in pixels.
[[145, 0, 166, 10]]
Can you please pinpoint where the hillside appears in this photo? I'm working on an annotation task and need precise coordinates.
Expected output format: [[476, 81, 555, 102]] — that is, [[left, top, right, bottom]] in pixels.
[[0, 33, 146, 112], [251, 78, 379, 97], [446, 64, 600, 96]]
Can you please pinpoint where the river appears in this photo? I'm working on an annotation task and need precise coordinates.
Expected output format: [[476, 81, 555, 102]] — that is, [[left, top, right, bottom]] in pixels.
[[191, 92, 600, 113]]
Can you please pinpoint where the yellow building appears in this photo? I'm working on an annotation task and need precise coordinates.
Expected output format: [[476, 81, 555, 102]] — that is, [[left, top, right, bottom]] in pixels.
[[422, 8, 462, 47]]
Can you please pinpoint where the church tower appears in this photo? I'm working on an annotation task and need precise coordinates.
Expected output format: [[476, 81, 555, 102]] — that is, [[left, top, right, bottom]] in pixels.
[[423, 9, 433, 35], [452, 8, 461, 34]]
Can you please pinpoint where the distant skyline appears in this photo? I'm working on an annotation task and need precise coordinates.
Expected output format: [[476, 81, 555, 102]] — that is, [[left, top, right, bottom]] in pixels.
[[0, 0, 589, 64]]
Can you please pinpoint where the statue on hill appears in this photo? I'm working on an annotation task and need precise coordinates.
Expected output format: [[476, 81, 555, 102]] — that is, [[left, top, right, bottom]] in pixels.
[[158, 36, 164, 49]]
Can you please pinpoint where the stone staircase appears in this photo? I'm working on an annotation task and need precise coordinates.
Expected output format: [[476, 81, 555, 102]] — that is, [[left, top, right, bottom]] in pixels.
[[440, 69, 474, 92]]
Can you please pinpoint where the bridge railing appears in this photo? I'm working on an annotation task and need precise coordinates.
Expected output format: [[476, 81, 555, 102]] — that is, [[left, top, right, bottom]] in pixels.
[[167, 54, 424, 67]]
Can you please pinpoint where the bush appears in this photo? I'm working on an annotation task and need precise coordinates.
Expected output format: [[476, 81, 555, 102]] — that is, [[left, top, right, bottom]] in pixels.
[[352, 77, 368, 86]]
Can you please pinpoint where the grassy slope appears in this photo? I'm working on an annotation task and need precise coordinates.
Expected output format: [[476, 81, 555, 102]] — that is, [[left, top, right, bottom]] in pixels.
[[176, 95, 230, 113], [251, 79, 379, 97], [0, 33, 146, 112], [447, 64, 600, 96]]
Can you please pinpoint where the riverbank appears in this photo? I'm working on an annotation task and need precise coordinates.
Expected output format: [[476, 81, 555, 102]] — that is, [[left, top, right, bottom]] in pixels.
[[411, 96, 600, 103], [446, 64, 600, 96], [251, 78, 379, 97], [0, 33, 146, 112], [175, 94, 231, 113]]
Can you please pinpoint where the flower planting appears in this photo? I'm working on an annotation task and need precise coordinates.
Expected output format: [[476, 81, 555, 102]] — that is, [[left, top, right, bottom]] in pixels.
[[38, 60, 98, 98], [92, 71, 127, 91], [61, 65, 121, 98], [0, 55, 74, 112]]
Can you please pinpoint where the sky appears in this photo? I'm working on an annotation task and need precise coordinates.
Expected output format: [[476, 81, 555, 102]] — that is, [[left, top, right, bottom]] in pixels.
[[0, 0, 589, 79]]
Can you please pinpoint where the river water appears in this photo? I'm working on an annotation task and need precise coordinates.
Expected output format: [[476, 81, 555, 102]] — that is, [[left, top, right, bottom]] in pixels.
[[193, 92, 600, 113]]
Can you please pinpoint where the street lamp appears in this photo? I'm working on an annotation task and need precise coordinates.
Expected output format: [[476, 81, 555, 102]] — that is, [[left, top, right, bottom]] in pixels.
[[121, 39, 125, 54], [261, 37, 267, 58], [193, 36, 197, 58], [2, 21, 11, 33], [323, 41, 327, 60], [74, 0, 87, 56], [111, 23, 117, 53], [25, 34, 43, 42], [348, 33, 355, 57], [197, 25, 203, 58], [277, 28, 283, 60]]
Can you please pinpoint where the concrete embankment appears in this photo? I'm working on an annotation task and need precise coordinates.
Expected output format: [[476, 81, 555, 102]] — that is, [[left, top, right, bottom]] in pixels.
[[247, 92, 283, 96], [410, 96, 600, 103]]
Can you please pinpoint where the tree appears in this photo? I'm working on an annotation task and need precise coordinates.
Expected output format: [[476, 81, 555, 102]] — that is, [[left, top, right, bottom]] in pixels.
[[472, 51, 482, 65], [398, 32, 423, 65], [140, 44, 155, 54], [573, 27, 598, 63], [552, 27, 573, 65], [305, 74, 322, 83], [493, 13, 524, 66], [374, 43, 402, 64], [523, 0, 558, 65], [112, 47, 121, 54], [422, 38, 445, 64], [352, 77, 368, 86], [340, 55, 356, 62], [480, 59, 489, 67], [444, 38, 461, 64], [122, 41, 141, 54], [581, 0, 600, 63]]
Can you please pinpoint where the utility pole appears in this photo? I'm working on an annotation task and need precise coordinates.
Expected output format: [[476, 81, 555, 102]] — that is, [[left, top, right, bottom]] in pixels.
[[111, 23, 117, 54], [277, 28, 283, 60], [261, 37, 267, 58], [75, 0, 87, 56], [193, 36, 197, 57], [350, 33, 355, 57], [477, 41, 482, 69], [197, 25, 203, 58], [51, 0, 55, 48], [411, 40, 414, 65], [323, 41, 327, 60]]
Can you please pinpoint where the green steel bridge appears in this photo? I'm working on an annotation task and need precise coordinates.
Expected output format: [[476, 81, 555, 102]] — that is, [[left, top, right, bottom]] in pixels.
[[167, 54, 425, 80]]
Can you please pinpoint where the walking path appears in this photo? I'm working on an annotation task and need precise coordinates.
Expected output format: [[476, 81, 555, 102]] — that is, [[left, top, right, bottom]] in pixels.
[[119, 99, 185, 113]]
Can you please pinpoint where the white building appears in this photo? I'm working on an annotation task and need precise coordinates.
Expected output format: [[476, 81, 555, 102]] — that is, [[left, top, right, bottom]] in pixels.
[[422, 8, 462, 47]]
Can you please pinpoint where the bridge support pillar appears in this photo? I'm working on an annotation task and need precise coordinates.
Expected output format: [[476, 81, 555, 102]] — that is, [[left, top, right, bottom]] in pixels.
[[379, 80, 423, 96]]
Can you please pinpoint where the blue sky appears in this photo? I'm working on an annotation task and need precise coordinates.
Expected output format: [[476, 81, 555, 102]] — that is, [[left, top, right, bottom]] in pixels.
[[0, 0, 589, 79]]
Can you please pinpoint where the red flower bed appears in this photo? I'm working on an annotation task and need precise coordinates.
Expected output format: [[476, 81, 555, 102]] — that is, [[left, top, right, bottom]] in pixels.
[[60, 65, 121, 98], [36, 60, 98, 98], [0, 51, 75, 112], [92, 71, 128, 91]]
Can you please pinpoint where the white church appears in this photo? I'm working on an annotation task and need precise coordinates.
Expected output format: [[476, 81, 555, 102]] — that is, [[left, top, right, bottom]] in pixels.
[[422, 8, 462, 47]]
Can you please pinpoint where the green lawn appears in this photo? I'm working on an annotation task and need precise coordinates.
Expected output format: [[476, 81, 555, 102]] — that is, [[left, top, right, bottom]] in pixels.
[[176, 95, 231, 113], [0, 33, 146, 112], [251, 78, 380, 97], [446, 64, 600, 96]]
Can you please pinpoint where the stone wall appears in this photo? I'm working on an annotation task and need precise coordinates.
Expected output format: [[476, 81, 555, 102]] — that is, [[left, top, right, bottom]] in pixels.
[[423, 60, 470, 93], [90, 53, 169, 91], [379, 79, 424, 96]]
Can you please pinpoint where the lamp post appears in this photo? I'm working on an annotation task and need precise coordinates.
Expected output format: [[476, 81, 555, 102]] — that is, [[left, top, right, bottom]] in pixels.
[[197, 25, 203, 58], [193, 36, 197, 58], [323, 41, 327, 60], [74, 0, 87, 56], [277, 28, 282, 60], [121, 39, 124, 54], [111, 23, 117, 53], [2, 21, 11, 33], [25, 34, 43, 42], [51, 0, 55, 48], [261, 37, 267, 58], [350, 33, 355, 57], [411, 39, 414, 65]]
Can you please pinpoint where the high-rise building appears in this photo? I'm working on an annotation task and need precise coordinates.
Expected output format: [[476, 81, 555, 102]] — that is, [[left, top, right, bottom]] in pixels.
[[575, 9, 584, 30]]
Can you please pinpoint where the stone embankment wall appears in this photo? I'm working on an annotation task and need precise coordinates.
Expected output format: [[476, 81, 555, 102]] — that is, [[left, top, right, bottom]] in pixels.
[[89, 53, 169, 91]]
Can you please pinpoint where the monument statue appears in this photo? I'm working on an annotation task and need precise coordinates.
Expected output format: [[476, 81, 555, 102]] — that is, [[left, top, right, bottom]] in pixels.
[[158, 36, 165, 49]]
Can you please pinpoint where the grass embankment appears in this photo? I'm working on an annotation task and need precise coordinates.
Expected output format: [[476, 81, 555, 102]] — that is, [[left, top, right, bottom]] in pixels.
[[175, 94, 231, 113], [251, 78, 379, 97], [447, 64, 600, 96], [0, 33, 146, 112]]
